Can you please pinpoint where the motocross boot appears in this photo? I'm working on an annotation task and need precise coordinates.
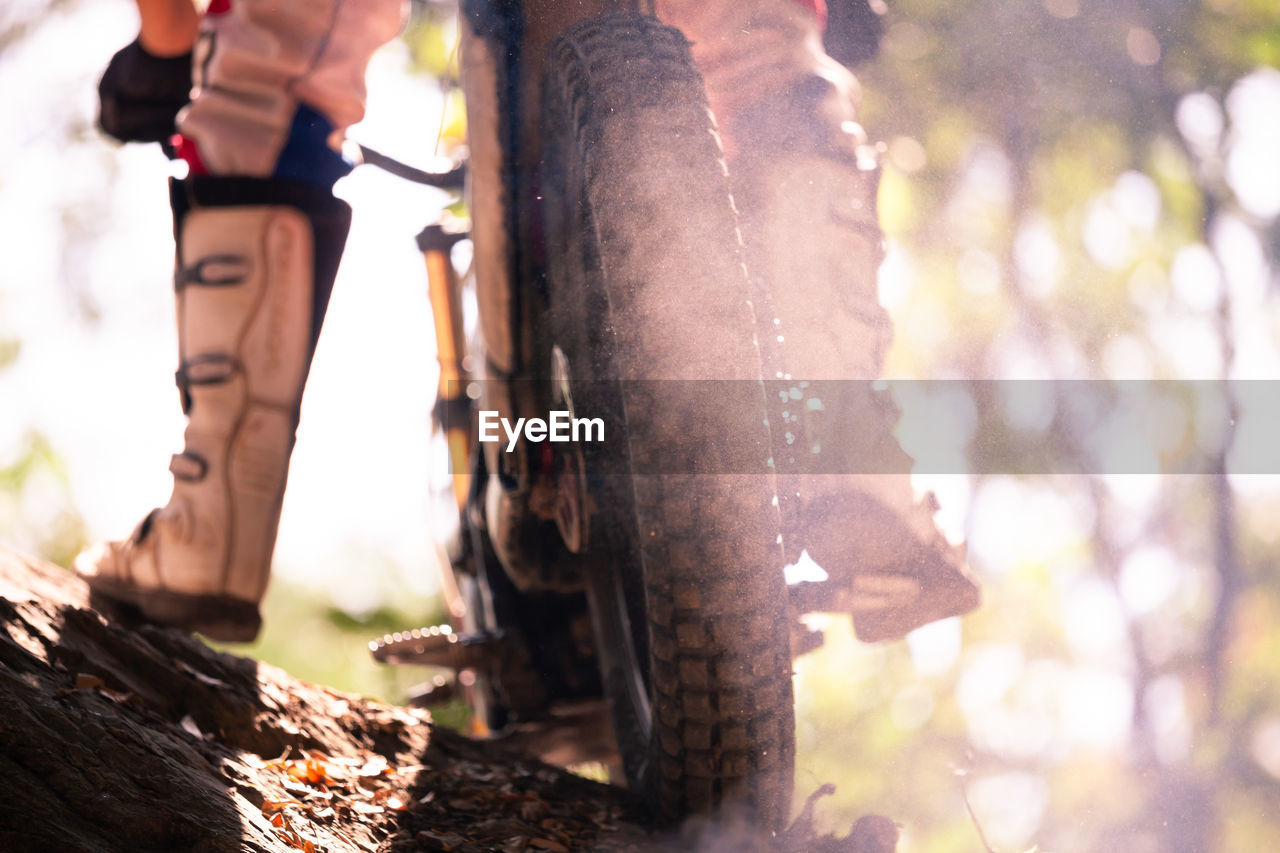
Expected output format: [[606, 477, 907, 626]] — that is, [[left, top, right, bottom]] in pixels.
[[733, 80, 979, 643], [75, 177, 351, 642], [660, 0, 979, 641]]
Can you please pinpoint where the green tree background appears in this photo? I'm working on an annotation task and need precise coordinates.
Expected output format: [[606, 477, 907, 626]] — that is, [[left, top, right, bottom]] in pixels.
[[3, 1, 1280, 850], [790, 1, 1280, 850]]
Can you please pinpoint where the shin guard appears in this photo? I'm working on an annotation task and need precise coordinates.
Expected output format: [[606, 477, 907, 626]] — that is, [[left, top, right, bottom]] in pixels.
[[76, 178, 350, 642]]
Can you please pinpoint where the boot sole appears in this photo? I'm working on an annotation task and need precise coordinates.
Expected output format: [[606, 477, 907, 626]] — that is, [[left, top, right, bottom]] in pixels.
[[793, 487, 980, 642], [85, 576, 262, 644]]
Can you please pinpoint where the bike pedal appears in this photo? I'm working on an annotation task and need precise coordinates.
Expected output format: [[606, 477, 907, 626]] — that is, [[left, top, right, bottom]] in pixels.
[[368, 624, 509, 671]]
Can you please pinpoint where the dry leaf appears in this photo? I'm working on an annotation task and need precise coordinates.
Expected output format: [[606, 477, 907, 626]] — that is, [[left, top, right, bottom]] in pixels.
[[281, 781, 311, 800], [273, 826, 317, 853], [286, 758, 331, 786], [327, 754, 365, 767], [63, 674, 132, 702], [176, 660, 229, 689], [448, 797, 482, 811], [259, 748, 292, 769], [520, 798, 549, 822], [179, 715, 204, 739], [530, 839, 569, 853], [416, 830, 464, 851], [75, 673, 106, 690], [350, 801, 384, 815], [370, 787, 405, 805]]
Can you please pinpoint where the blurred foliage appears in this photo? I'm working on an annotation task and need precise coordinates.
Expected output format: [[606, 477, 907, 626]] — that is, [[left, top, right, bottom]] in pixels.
[[406, 1, 469, 156], [0, 337, 19, 370], [0, 430, 89, 568], [210, 577, 452, 706], [788, 0, 1280, 850]]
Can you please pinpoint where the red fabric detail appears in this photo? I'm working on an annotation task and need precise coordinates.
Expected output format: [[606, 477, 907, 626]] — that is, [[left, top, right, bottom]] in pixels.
[[790, 0, 827, 30], [172, 134, 210, 176], [206, 0, 231, 15]]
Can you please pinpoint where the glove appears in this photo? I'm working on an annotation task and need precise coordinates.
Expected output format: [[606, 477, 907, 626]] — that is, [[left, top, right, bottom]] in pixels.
[[824, 0, 885, 68], [97, 37, 193, 144]]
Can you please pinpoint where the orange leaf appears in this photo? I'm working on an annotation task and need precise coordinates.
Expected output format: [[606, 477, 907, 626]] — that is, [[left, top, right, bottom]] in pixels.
[[305, 758, 331, 785]]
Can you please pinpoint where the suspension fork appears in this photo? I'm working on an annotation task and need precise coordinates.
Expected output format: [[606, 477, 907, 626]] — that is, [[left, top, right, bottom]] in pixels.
[[418, 223, 472, 511]]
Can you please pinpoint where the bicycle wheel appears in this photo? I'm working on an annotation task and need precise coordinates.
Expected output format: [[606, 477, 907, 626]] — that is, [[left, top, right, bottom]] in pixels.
[[539, 13, 795, 829]]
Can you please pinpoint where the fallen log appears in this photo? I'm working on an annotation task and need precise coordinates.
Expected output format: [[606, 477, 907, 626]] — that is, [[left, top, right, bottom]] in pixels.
[[0, 548, 648, 852]]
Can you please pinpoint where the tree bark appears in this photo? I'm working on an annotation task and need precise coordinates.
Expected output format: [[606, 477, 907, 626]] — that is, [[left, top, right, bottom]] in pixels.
[[0, 548, 649, 853]]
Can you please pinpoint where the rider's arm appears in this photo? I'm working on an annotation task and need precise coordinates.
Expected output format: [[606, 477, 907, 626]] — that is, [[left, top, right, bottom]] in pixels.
[[136, 0, 200, 57]]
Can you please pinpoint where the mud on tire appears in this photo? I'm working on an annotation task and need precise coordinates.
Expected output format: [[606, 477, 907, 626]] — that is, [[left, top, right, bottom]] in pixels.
[[539, 13, 795, 829]]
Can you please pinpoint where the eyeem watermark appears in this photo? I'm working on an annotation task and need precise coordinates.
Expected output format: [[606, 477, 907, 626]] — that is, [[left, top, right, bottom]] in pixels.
[[478, 410, 605, 452]]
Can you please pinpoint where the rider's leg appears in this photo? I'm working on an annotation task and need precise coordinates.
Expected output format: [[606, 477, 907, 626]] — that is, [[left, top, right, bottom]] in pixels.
[[657, 0, 980, 641], [76, 0, 404, 642], [173, 0, 404, 181], [77, 179, 350, 641]]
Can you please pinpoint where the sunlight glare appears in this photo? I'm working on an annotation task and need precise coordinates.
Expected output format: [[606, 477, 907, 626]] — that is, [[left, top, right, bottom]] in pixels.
[[906, 616, 962, 677], [1225, 70, 1280, 219], [1117, 546, 1181, 616], [1062, 576, 1127, 662], [969, 772, 1050, 850]]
